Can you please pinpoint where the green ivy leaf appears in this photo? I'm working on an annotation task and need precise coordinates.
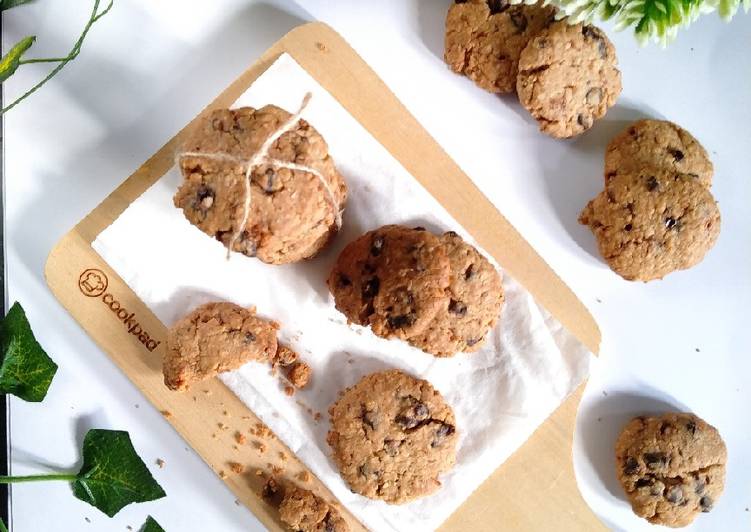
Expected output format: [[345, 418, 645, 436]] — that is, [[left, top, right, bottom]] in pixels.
[[0, 0, 36, 10], [0, 36, 35, 83], [0, 302, 57, 402], [141, 516, 165, 532], [73, 429, 166, 517]]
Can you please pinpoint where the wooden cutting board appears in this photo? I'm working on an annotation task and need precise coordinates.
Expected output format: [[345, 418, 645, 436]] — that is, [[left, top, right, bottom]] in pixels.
[[45, 22, 603, 531]]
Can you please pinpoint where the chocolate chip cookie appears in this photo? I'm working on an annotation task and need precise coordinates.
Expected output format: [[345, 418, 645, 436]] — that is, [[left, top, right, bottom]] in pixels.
[[445, 0, 558, 93], [579, 168, 721, 281], [408, 231, 504, 356], [327, 370, 458, 504], [164, 302, 278, 391], [517, 21, 621, 138], [615, 413, 727, 527], [327, 225, 451, 340], [279, 485, 349, 532], [605, 119, 714, 187], [175, 105, 347, 264]]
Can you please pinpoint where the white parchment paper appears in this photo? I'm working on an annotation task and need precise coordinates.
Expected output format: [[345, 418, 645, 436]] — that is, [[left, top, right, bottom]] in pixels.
[[93, 53, 592, 532]]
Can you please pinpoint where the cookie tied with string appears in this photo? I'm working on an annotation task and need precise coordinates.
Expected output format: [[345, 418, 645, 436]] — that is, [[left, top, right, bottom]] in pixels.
[[174, 97, 347, 264]]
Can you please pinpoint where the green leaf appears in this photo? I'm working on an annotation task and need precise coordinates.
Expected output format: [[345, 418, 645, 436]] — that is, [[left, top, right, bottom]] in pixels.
[[0, 36, 35, 83], [0, 302, 57, 402], [73, 429, 166, 517], [0, 0, 36, 10], [141, 516, 165, 532]]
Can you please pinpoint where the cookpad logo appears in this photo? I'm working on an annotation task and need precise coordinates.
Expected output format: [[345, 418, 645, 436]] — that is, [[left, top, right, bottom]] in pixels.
[[78, 268, 161, 352], [79, 269, 108, 297]]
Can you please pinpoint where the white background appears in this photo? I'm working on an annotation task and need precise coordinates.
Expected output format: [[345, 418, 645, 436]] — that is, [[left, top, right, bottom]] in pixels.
[[2, 1, 749, 531]]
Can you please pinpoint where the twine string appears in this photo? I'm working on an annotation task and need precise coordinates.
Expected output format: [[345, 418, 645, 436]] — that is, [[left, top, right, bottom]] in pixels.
[[176, 93, 342, 259]]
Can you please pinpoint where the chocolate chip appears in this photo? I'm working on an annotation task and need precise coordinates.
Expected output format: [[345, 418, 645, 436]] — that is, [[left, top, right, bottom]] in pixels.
[[665, 217, 678, 230], [623, 457, 639, 475], [396, 401, 430, 429], [624, 223, 633, 232], [695, 479, 705, 495], [323, 514, 336, 532], [262, 168, 278, 194], [486, 0, 510, 14], [643, 452, 667, 469], [363, 263, 376, 274], [646, 176, 659, 191], [465, 337, 481, 347], [668, 147, 685, 161], [361, 407, 378, 430], [448, 299, 468, 317], [666, 485, 684, 504], [686, 421, 697, 435], [245, 332, 256, 343], [236, 231, 257, 256], [635, 478, 652, 488], [338, 273, 352, 287], [371, 235, 384, 256], [432, 423, 456, 447], [388, 314, 414, 329], [444, 230, 458, 237], [700, 496, 713, 512], [586, 87, 602, 105], [660, 422, 671, 434], [464, 264, 476, 280], [384, 439, 399, 456], [362, 277, 380, 298], [194, 185, 215, 211], [577, 113, 593, 129], [413, 226, 427, 231], [510, 10, 527, 32], [582, 26, 607, 58]]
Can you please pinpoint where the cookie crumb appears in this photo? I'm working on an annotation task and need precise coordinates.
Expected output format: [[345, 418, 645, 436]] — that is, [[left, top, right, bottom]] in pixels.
[[253, 441, 267, 454], [156, 458, 166, 469], [234, 499, 241, 506], [235, 432, 247, 445], [695, 348, 701, 352], [84, 517, 91, 523], [262, 476, 283, 505], [314, 412, 322, 422], [284, 385, 295, 397], [286, 361, 311, 388], [602, 390, 609, 397], [230, 462, 244, 474], [297, 470, 311, 483], [160, 410, 172, 418], [219, 470, 228, 479], [126, 527, 133, 531], [596, 298, 602, 303], [134, 404, 139, 409]]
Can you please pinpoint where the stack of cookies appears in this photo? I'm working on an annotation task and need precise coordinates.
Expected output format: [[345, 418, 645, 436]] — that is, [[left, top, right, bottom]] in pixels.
[[327, 225, 504, 357], [175, 103, 348, 264], [444, 0, 622, 138], [579, 119, 721, 281]]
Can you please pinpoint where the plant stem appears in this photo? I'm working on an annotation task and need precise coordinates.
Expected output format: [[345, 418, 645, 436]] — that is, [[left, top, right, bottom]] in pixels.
[[0, 517, 7, 532], [0, 0, 114, 115], [0, 473, 77, 483]]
